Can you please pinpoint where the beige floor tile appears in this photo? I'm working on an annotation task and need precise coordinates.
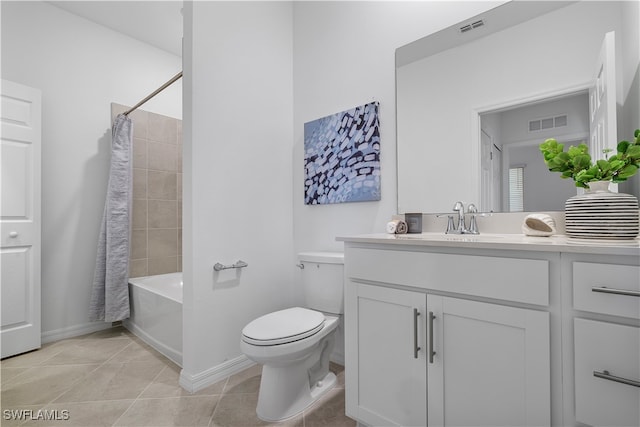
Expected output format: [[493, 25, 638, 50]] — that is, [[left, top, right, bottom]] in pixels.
[[303, 388, 355, 427], [330, 362, 345, 388], [0, 341, 71, 368], [1, 364, 99, 407], [40, 338, 132, 366], [19, 400, 134, 427], [80, 326, 135, 340], [139, 365, 226, 399], [223, 364, 261, 394], [1, 367, 30, 385], [210, 393, 303, 427], [53, 360, 165, 403], [108, 339, 169, 365], [0, 329, 354, 427], [114, 395, 219, 427]]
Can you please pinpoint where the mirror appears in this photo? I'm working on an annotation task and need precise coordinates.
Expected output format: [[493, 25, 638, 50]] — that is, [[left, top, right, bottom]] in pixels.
[[396, 1, 639, 214], [479, 91, 589, 212]]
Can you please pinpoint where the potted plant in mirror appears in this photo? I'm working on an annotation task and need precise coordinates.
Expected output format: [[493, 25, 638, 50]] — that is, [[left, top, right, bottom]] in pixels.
[[539, 129, 640, 240]]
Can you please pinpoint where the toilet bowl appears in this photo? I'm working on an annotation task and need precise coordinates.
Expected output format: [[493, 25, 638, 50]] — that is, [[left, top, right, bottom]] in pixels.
[[240, 252, 344, 422], [241, 308, 339, 421]]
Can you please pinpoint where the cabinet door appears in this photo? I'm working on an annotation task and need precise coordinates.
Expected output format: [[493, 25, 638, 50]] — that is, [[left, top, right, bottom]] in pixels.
[[574, 318, 639, 427], [347, 283, 427, 427], [427, 296, 550, 427]]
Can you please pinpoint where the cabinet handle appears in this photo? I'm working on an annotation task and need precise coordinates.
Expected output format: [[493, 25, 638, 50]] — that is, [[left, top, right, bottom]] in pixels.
[[413, 308, 421, 359], [593, 370, 640, 388], [591, 286, 640, 297], [428, 311, 436, 364]]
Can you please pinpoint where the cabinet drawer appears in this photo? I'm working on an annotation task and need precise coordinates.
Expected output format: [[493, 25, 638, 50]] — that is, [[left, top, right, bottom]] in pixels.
[[573, 262, 640, 319], [346, 248, 549, 306], [574, 318, 639, 427]]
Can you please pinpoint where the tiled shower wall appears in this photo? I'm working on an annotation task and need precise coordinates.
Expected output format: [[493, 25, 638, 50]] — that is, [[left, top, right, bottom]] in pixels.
[[111, 104, 182, 277]]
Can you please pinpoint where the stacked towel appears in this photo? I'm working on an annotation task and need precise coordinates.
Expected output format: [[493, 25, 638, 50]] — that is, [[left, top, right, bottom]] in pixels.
[[386, 219, 408, 234]]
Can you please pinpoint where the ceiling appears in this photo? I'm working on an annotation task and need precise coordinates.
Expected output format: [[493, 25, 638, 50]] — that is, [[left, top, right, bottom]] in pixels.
[[49, 1, 183, 57]]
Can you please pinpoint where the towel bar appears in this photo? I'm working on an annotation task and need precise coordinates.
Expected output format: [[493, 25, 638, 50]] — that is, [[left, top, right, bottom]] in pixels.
[[213, 260, 248, 272]]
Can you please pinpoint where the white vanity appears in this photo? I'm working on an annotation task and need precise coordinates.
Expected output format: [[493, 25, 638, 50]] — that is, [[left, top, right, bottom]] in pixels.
[[338, 233, 639, 427]]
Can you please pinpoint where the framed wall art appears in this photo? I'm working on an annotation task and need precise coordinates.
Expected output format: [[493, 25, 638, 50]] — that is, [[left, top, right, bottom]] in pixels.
[[304, 101, 380, 205]]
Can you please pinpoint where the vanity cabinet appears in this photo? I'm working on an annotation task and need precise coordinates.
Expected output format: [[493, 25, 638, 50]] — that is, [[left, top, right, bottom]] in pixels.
[[344, 246, 552, 427], [568, 259, 640, 427], [341, 235, 640, 427]]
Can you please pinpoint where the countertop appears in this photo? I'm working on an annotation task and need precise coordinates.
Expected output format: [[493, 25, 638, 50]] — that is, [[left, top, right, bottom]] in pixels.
[[337, 233, 640, 256]]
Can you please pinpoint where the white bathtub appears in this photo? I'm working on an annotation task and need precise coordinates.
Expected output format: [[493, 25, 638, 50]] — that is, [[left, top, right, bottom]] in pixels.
[[124, 272, 183, 366]]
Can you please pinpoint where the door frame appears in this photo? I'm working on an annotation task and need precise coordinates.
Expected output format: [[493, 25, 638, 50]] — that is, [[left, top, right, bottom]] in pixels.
[[1, 79, 42, 358], [471, 82, 592, 211]]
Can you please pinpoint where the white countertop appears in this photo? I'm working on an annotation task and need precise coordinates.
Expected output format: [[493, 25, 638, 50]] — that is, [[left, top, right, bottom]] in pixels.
[[337, 232, 640, 256]]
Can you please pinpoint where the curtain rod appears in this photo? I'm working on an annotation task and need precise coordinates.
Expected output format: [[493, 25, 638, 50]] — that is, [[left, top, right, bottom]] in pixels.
[[124, 71, 183, 116]]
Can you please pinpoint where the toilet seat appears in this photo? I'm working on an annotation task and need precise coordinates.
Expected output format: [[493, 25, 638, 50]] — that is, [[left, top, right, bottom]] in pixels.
[[242, 307, 325, 346]]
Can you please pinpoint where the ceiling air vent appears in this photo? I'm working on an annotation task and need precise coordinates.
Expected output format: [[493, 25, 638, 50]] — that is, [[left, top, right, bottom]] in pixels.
[[460, 19, 485, 34], [529, 114, 568, 132]]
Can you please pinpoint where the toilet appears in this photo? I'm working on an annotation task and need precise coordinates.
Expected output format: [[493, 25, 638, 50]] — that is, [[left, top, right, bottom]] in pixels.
[[240, 252, 344, 422]]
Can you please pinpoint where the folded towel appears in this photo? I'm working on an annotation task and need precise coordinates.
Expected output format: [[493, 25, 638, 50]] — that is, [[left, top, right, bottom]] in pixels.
[[386, 219, 408, 234]]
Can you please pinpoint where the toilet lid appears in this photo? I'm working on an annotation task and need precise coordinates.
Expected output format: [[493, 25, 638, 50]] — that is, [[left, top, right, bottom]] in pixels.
[[242, 307, 325, 346]]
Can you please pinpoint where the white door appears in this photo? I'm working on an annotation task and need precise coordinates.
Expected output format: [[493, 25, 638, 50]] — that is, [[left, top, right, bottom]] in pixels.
[[1, 80, 42, 358], [491, 142, 502, 212], [480, 129, 495, 212], [589, 31, 617, 161], [427, 296, 550, 427], [349, 283, 427, 427]]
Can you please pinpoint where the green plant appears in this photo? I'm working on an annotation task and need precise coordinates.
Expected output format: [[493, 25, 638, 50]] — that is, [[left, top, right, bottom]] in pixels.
[[539, 129, 640, 188]]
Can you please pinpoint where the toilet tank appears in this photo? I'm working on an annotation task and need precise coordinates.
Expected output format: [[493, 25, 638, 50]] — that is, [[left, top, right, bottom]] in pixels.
[[299, 252, 344, 315]]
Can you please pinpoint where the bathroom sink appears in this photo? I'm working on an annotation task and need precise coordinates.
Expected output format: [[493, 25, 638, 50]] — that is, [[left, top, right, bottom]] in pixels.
[[445, 234, 505, 241], [397, 233, 506, 242]]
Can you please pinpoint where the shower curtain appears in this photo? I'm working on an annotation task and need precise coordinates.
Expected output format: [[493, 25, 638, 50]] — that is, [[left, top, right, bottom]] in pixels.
[[89, 114, 133, 322]]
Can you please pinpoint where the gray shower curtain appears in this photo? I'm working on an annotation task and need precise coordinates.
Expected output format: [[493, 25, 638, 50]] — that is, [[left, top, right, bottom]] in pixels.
[[89, 114, 133, 322]]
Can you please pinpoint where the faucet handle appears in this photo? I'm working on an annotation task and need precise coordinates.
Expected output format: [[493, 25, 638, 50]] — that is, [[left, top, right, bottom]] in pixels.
[[445, 215, 456, 234], [467, 204, 479, 234]]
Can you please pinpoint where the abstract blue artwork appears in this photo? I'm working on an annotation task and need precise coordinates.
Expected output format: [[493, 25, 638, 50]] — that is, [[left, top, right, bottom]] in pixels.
[[304, 102, 380, 205]]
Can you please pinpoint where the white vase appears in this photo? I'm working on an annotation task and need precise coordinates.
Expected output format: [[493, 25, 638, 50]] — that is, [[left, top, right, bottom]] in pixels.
[[565, 180, 639, 240]]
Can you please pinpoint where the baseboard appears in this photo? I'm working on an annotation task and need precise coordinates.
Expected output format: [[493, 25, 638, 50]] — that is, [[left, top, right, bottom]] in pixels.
[[179, 354, 255, 393], [41, 321, 113, 344]]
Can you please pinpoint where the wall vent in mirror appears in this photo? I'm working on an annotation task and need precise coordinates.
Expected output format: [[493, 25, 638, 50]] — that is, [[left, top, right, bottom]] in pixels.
[[459, 20, 484, 33], [529, 115, 567, 132]]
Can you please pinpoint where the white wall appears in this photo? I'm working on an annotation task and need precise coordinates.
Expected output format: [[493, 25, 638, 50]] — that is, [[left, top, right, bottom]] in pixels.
[[291, 1, 502, 255], [1, 1, 182, 340], [181, 1, 295, 383], [180, 1, 503, 385]]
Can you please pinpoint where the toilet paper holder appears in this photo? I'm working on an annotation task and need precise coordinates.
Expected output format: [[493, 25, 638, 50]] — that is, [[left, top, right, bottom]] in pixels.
[[213, 260, 248, 271]]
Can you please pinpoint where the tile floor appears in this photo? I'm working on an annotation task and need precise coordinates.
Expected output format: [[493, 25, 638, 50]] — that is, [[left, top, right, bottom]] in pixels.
[[1, 327, 355, 427]]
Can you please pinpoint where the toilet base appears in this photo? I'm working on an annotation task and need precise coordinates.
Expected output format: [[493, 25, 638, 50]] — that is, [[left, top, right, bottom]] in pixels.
[[256, 369, 336, 422], [242, 315, 340, 422]]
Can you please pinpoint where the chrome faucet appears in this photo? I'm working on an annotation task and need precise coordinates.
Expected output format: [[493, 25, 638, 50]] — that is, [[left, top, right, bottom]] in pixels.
[[445, 201, 482, 235], [452, 201, 466, 233]]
